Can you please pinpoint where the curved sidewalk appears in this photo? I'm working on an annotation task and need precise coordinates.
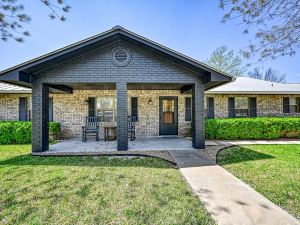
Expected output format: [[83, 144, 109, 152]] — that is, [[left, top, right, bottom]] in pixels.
[[169, 150, 300, 225], [206, 139, 300, 146]]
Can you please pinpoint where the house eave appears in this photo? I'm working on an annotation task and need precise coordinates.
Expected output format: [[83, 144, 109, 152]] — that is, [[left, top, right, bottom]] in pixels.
[[0, 90, 31, 94]]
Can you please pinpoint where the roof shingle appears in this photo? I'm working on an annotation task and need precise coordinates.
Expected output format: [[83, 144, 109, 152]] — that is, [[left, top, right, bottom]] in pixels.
[[0, 82, 31, 93], [206, 77, 300, 94]]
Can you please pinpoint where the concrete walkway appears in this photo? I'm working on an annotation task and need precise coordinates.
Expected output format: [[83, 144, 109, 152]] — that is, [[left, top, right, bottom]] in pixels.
[[206, 139, 300, 146], [169, 150, 300, 225]]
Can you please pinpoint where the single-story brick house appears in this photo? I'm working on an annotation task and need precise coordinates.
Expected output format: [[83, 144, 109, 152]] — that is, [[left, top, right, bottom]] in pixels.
[[0, 26, 234, 152]]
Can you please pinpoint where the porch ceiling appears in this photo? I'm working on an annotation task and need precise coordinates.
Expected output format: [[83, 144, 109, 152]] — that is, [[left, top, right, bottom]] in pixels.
[[127, 83, 189, 90], [60, 83, 116, 90], [46, 82, 192, 92]]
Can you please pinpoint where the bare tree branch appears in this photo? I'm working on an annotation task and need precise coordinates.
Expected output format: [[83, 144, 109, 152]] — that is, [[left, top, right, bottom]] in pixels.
[[220, 0, 300, 61], [0, 0, 71, 42], [248, 67, 286, 83]]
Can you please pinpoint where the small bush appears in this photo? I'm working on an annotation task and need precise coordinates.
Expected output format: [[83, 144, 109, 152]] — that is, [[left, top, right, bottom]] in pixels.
[[0, 121, 61, 144], [205, 117, 300, 140], [49, 122, 61, 141]]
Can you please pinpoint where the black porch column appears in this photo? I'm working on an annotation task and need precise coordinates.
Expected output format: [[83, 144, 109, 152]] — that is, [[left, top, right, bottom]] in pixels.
[[32, 79, 49, 152], [116, 82, 128, 150], [192, 80, 205, 149]]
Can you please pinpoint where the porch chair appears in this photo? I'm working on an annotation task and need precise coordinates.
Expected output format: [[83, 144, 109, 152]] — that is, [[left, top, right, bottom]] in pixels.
[[128, 116, 136, 141], [82, 116, 100, 142]]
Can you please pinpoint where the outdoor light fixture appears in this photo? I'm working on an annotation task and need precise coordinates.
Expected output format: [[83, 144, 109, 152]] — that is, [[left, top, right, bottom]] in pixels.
[[148, 97, 153, 105], [84, 98, 90, 104]]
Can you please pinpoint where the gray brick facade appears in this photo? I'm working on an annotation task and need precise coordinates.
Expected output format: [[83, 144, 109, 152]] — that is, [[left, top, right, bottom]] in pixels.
[[41, 43, 199, 84], [32, 42, 205, 151]]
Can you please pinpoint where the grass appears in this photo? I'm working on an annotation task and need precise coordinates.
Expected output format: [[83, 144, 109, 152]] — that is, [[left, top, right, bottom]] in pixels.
[[0, 145, 214, 225], [217, 144, 300, 219]]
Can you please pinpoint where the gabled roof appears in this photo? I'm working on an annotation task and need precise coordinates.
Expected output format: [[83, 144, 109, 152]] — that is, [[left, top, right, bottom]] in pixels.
[[0, 26, 233, 90], [0, 82, 31, 93], [206, 77, 300, 94]]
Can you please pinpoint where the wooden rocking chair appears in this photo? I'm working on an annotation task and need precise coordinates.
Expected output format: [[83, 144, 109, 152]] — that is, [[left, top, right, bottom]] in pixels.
[[82, 116, 100, 142]]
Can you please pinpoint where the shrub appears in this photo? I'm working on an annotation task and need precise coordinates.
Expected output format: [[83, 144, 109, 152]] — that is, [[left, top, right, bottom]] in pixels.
[[205, 117, 300, 140], [49, 122, 61, 141], [0, 121, 61, 144]]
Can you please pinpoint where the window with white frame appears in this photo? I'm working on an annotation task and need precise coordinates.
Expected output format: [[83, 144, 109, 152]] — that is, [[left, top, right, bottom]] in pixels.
[[235, 97, 249, 117], [95, 97, 137, 122], [289, 97, 300, 113], [96, 97, 117, 122]]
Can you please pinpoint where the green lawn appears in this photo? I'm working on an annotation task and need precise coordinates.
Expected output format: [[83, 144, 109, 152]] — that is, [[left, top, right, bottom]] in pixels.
[[217, 144, 300, 219], [0, 145, 214, 225]]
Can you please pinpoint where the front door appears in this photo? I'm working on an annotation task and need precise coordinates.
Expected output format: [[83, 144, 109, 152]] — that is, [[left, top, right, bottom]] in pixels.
[[159, 96, 178, 135]]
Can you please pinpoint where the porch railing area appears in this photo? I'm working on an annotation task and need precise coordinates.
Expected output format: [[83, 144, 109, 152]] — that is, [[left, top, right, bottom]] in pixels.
[[81, 116, 136, 142]]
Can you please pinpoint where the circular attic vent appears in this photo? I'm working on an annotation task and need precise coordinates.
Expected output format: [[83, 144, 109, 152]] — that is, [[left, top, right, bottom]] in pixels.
[[112, 47, 131, 66]]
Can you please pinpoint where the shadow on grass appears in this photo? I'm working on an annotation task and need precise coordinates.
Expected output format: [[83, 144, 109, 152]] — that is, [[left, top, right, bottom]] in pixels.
[[217, 146, 275, 165], [0, 154, 174, 168]]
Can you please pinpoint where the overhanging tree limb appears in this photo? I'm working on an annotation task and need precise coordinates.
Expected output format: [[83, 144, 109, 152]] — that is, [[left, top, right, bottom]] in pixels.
[[220, 0, 300, 61], [0, 0, 71, 42]]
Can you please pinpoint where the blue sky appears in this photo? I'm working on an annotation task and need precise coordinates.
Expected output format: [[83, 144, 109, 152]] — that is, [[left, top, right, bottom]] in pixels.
[[1, 0, 300, 82]]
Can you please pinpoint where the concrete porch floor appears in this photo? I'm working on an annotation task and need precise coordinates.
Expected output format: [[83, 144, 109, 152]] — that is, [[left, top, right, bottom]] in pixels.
[[40, 137, 300, 155], [48, 137, 198, 153]]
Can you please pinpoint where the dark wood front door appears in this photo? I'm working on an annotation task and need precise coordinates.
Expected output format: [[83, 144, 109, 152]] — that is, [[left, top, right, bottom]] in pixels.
[[159, 96, 178, 135]]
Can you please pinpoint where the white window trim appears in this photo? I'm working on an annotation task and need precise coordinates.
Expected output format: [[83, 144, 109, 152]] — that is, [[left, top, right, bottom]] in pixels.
[[96, 97, 117, 122]]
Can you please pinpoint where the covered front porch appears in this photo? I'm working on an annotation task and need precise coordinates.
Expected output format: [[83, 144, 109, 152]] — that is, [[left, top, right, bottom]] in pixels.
[[30, 81, 206, 152]]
